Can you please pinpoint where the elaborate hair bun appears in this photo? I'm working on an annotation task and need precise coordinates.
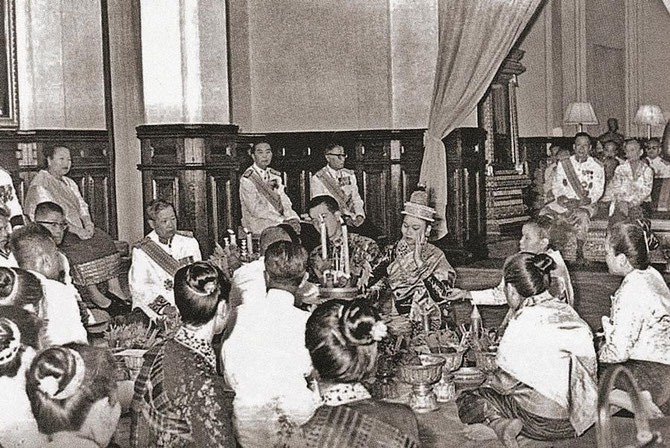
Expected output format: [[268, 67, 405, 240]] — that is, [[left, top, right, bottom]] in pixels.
[[532, 253, 556, 275], [636, 219, 660, 252], [31, 346, 86, 400], [0, 268, 16, 301], [186, 262, 221, 296], [338, 301, 386, 346], [0, 317, 21, 366]]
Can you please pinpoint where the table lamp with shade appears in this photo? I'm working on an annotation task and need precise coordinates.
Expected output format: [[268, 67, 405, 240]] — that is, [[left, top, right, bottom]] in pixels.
[[634, 105, 666, 139], [564, 102, 599, 132]]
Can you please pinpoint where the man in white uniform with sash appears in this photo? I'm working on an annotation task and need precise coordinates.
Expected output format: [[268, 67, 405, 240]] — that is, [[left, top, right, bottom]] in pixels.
[[239, 141, 300, 235], [310, 143, 380, 239], [128, 199, 201, 319], [541, 133, 604, 263]]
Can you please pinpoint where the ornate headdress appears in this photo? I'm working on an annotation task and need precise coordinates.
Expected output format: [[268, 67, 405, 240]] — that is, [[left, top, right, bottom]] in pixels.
[[401, 187, 436, 222]]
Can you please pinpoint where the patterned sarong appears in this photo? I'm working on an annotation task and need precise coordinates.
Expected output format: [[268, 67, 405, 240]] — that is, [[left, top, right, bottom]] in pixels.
[[301, 405, 420, 448]]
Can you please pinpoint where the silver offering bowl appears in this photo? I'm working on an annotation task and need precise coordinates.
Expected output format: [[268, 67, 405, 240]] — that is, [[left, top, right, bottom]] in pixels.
[[430, 346, 464, 402], [397, 354, 445, 413]]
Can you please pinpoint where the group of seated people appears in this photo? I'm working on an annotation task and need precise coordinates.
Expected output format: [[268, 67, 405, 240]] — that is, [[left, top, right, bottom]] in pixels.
[[0, 138, 668, 448], [534, 126, 670, 263]]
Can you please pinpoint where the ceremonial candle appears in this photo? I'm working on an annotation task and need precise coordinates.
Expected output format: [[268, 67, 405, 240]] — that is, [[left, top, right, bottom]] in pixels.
[[227, 229, 237, 246], [340, 217, 349, 275], [320, 214, 328, 260], [470, 305, 482, 341], [244, 228, 253, 254]]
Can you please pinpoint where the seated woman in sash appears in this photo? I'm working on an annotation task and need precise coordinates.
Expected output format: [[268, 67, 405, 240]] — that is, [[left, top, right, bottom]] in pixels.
[[602, 139, 653, 223], [368, 187, 455, 330], [457, 253, 597, 448], [301, 299, 420, 448], [450, 216, 574, 313], [23, 145, 128, 309], [599, 220, 670, 412]]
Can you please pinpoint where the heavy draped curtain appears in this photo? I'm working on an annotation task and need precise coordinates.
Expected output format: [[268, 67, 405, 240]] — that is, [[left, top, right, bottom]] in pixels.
[[420, 0, 543, 240]]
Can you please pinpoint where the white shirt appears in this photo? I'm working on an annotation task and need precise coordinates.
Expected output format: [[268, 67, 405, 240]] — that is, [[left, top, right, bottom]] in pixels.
[[32, 270, 88, 346], [229, 257, 266, 306], [310, 166, 365, 219], [0, 168, 24, 222], [471, 249, 574, 307], [647, 156, 670, 179], [0, 349, 48, 448], [547, 155, 605, 216], [600, 267, 670, 365], [239, 164, 299, 235], [128, 231, 202, 315], [222, 288, 316, 416]]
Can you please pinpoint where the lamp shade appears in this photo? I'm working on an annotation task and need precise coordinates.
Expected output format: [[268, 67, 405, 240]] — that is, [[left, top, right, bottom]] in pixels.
[[564, 102, 599, 125], [634, 105, 666, 126]]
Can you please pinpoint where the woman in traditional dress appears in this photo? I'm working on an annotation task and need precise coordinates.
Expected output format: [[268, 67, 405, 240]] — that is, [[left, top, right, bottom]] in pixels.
[[599, 219, 670, 411], [0, 306, 47, 447], [604, 138, 653, 223], [131, 261, 236, 447], [369, 187, 456, 329], [457, 253, 597, 448], [451, 215, 574, 309], [23, 145, 127, 309], [301, 299, 420, 448], [25, 344, 121, 447]]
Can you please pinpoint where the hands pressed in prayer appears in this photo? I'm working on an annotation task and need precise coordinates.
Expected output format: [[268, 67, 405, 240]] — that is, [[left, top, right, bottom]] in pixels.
[[353, 215, 365, 227], [413, 232, 425, 268]]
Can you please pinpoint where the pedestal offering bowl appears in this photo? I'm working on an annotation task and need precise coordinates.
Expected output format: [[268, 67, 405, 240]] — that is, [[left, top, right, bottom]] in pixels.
[[429, 346, 464, 402], [397, 354, 445, 413]]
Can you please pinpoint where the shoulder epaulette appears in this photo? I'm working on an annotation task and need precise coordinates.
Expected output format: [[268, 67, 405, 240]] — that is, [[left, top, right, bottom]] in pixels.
[[268, 167, 282, 176], [176, 230, 194, 238], [242, 167, 253, 178], [592, 157, 603, 167]]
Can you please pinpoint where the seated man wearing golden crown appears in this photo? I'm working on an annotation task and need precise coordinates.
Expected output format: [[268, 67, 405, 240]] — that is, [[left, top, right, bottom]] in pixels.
[[369, 188, 456, 329]]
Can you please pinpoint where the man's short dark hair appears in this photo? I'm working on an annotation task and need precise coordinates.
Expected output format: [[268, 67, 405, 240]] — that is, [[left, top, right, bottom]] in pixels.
[[9, 223, 56, 268], [264, 241, 307, 288], [324, 142, 344, 153], [308, 195, 339, 214], [251, 140, 272, 154], [146, 199, 174, 222], [34, 202, 65, 217], [574, 132, 592, 143]]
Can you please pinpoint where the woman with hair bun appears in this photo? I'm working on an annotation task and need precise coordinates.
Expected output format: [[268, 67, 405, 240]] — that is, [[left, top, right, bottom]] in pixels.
[[0, 267, 44, 314], [301, 299, 420, 448], [0, 306, 46, 447], [25, 344, 119, 447], [457, 253, 597, 448], [131, 261, 236, 447], [599, 219, 670, 411]]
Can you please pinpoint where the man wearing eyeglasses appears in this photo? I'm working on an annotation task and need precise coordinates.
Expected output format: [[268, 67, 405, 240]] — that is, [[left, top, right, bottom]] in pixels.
[[311, 143, 379, 239], [33, 201, 74, 285]]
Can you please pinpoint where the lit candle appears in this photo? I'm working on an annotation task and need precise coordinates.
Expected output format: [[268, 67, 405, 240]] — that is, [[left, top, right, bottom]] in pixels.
[[244, 228, 253, 254], [340, 217, 349, 275], [227, 229, 237, 246], [320, 214, 328, 260]]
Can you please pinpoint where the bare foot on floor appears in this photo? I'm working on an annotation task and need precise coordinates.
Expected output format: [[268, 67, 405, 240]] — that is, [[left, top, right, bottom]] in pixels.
[[610, 389, 664, 419], [490, 418, 522, 448]]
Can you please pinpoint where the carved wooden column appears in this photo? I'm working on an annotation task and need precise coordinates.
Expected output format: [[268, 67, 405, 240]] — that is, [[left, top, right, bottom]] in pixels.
[[136, 124, 240, 256], [478, 48, 531, 242]]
